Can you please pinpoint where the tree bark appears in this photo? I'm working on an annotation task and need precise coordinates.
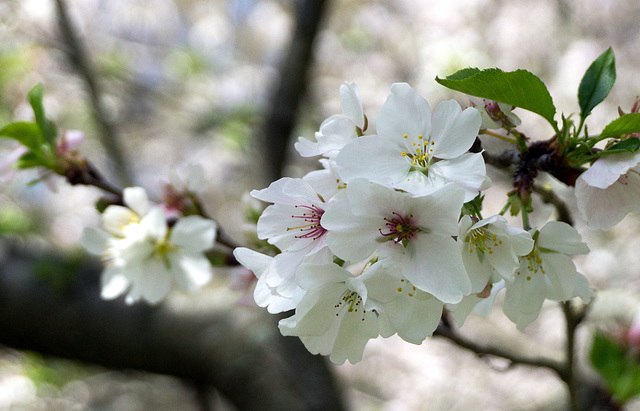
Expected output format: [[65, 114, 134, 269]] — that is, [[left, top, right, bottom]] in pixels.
[[0, 244, 345, 411]]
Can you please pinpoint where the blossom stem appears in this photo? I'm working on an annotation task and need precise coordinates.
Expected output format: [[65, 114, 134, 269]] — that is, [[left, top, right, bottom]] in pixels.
[[521, 207, 531, 231], [479, 129, 518, 144]]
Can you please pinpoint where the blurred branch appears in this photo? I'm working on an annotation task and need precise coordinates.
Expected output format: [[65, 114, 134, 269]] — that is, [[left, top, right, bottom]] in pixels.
[[533, 183, 574, 226], [54, 0, 132, 186], [0, 244, 345, 411], [262, 0, 330, 181], [434, 322, 566, 378]]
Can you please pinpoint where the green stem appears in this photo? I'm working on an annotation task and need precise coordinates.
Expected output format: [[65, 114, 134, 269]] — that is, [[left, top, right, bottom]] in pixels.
[[479, 129, 518, 144]]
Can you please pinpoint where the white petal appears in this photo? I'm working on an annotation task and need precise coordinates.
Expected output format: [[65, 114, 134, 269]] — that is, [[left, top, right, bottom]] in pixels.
[[336, 135, 408, 186], [100, 265, 129, 300], [428, 152, 489, 202], [382, 234, 470, 304], [170, 216, 216, 252], [140, 207, 168, 241], [137, 259, 172, 304], [572, 273, 593, 303], [169, 252, 212, 292], [123, 187, 150, 216], [430, 101, 481, 159], [580, 150, 640, 189], [102, 206, 139, 237], [377, 83, 431, 142], [537, 221, 589, 255], [233, 247, 272, 278], [542, 253, 578, 301], [294, 136, 321, 157], [80, 228, 108, 255], [503, 266, 547, 331], [329, 308, 378, 364], [340, 82, 364, 129]]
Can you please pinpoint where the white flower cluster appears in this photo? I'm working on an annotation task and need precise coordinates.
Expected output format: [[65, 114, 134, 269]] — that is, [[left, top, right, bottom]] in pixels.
[[82, 187, 217, 304], [235, 83, 592, 364]]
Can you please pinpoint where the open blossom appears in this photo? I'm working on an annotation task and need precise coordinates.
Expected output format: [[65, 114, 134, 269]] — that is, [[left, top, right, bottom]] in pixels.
[[81, 187, 217, 304], [233, 247, 304, 314], [295, 82, 365, 158], [502, 221, 591, 330], [336, 82, 488, 200], [321, 179, 470, 303], [251, 177, 334, 284], [278, 263, 379, 365], [459, 214, 534, 293], [575, 149, 640, 230]]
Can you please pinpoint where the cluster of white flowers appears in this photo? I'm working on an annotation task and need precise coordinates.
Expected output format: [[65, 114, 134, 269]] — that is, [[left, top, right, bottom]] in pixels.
[[235, 82, 593, 364], [82, 186, 217, 304]]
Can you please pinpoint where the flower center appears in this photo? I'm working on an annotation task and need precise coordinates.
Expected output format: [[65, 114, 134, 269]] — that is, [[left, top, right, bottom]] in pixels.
[[287, 204, 327, 240], [379, 212, 419, 246], [516, 246, 545, 281], [334, 290, 367, 321], [401, 133, 435, 170], [395, 278, 417, 297], [468, 228, 502, 258]]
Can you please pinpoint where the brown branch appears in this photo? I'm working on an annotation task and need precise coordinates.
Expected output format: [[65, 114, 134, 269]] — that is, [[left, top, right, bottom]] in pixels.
[[261, 0, 330, 182], [532, 183, 574, 226], [54, 0, 132, 186], [0, 244, 345, 411], [433, 323, 566, 379]]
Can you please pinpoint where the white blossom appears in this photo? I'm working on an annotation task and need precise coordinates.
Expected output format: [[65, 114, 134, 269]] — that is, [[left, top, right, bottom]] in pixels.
[[278, 263, 379, 365], [233, 247, 304, 314], [502, 221, 590, 330], [321, 179, 470, 303], [295, 82, 365, 158], [336, 83, 487, 201], [82, 187, 216, 304], [575, 150, 640, 230], [459, 214, 534, 293]]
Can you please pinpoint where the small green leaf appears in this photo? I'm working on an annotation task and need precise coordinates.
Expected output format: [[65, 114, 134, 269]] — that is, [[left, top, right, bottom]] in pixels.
[[0, 122, 44, 150], [578, 47, 616, 120], [14, 151, 44, 169], [27, 84, 56, 147], [436, 68, 557, 129], [606, 137, 640, 153], [590, 332, 640, 404], [600, 113, 640, 138]]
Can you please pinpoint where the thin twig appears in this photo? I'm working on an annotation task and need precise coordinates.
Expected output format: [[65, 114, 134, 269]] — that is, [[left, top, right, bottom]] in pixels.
[[54, 0, 132, 186], [433, 323, 566, 379], [532, 183, 574, 226]]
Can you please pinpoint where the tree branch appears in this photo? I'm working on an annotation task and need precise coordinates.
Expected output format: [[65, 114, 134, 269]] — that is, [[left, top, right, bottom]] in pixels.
[[0, 244, 345, 411], [261, 0, 329, 182], [433, 323, 566, 378], [54, 0, 132, 186]]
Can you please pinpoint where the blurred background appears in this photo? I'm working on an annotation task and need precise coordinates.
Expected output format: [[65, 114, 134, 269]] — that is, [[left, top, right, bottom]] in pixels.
[[2, 0, 640, 409]]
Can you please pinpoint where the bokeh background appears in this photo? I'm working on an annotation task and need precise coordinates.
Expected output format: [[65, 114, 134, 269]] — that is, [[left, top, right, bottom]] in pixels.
[[2, 0, 640, 409]]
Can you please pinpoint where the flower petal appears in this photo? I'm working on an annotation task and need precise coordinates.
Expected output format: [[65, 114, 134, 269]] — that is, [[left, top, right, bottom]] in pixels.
[[170, 215, 216, 252], [430, 101, 481, 159]]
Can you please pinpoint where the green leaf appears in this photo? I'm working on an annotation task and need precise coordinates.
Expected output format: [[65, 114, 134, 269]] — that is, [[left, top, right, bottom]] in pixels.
[[578, 47, 616, 120], [600, 113, 640, 138], [27, 84, 56, 147], [14, 151, 44, 169], [590, 332, 640, 404], [606, 137, 640, 153], [0, 121, 44, 150], [436, 68, 557, 129]]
